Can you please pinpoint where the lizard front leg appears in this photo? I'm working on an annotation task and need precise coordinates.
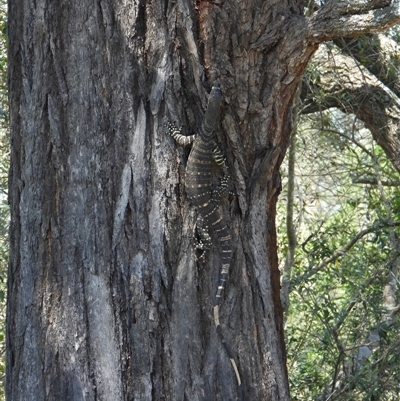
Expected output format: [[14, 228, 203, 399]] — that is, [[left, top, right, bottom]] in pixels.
[[166, 121, 196, 146]]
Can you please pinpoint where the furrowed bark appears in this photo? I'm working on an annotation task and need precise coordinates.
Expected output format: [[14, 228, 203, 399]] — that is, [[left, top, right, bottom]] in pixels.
[[7, 0, 400, 400]]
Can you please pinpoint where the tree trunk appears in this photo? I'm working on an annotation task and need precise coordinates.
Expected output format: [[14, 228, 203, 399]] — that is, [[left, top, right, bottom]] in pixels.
[[7, 1, 400, 400]]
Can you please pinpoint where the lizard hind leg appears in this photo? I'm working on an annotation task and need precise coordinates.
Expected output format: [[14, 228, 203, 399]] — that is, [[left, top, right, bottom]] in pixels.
[[215, 175, 230, 198], [193, 214, 212, 261]]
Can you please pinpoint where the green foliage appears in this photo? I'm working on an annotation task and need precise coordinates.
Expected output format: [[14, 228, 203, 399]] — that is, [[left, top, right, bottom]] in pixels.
[[280, 109, 400, 400]]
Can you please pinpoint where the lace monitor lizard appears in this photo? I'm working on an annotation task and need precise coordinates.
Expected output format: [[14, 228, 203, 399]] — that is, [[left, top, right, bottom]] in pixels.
[[166, 85, 243, 400]]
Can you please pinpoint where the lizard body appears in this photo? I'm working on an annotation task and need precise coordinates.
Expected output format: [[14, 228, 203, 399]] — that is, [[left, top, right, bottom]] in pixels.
[[167, 85, 243, 400]]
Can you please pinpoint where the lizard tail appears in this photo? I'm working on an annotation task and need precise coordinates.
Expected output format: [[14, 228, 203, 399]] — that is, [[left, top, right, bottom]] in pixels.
[[213, 273, 243, 401]]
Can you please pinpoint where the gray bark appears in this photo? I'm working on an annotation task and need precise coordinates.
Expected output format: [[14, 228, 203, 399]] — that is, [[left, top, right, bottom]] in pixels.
[[336, 33, 400, 95], [7, 0, 400, 400]]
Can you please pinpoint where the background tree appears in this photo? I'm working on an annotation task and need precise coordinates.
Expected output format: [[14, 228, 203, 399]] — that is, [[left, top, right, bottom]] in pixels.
[[302, 38, 400, 173], [280, 24, 400, 400], [6, 1, 400, 400], [280, 111, 400, 400]]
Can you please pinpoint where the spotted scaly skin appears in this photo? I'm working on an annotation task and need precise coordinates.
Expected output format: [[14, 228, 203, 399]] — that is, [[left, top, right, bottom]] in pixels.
[[167, 85, 243, 400]]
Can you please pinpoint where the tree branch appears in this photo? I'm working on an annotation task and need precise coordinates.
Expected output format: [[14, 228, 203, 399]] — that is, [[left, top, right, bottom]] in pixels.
[[334, 34, 400, 99], [281, 128, 297, 316], [307, 0, 400, 43], [301, 43, 400, 173], [351, 176, 400, 186], [292, 220, 400, 286]]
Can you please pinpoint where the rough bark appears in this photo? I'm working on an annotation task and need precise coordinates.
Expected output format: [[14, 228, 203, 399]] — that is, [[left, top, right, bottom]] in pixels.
[[7, 0, 400, 400], [307, 0, 400, 42], [336, 33, 400, 96]]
